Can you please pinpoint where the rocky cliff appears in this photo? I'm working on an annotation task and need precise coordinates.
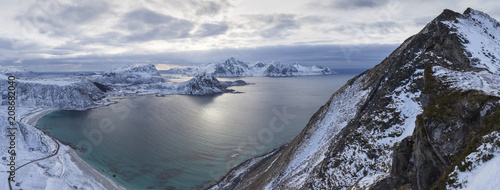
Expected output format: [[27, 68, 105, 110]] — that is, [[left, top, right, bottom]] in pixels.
[[210, 8, 500, 190]]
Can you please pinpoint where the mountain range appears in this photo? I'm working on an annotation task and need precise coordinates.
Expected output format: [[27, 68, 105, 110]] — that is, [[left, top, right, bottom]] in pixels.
[[167, 57, 334, 77]]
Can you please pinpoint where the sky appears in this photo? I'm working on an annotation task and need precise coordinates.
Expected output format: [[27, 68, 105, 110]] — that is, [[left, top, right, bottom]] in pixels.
[[0, 0, 499, 71]]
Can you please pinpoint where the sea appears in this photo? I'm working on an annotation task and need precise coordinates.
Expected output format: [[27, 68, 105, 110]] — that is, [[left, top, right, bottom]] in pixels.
[[35, 69, 364, 189]]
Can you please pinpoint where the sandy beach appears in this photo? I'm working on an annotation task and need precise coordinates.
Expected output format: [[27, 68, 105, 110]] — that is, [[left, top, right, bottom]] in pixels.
[[24, 109, 125, 190], [26, 109, 56, 126], [68, 149, 124, 190]]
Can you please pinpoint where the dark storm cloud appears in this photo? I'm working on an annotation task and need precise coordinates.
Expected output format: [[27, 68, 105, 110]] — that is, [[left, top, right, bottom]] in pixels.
[[119, 9, 194, 41]]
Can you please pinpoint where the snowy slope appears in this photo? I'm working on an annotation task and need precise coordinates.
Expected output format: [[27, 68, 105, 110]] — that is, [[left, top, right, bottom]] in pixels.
[[1, 78, 106, 110], [442, 8, 500, 75], [445, 131, 500, 189], [168, 57, 334, 77]]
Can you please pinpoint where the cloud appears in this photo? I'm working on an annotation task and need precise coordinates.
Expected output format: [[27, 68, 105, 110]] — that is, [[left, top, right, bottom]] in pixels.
[[194, 0, 231, 16], [16, 0, 111, 37], [0, 38, 13, 50], [236, 14, 300, 39], [334, 0, 390, 9], [310, 0, 391, 10], [119, 8, 194, 41], [333, 21, 404, 35], [57, 1, 110, 24], [156, 63, 190, 70], [192, 22, 229, 37], [413, 16, 435, 26], [13, 44, 398, 71]]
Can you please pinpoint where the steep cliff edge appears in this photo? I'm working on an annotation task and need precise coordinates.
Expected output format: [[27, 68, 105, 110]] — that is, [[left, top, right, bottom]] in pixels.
[[210, 8, 500, 190]]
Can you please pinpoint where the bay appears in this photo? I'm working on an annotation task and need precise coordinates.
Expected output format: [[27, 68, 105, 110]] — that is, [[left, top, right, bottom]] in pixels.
[[36, 71, 361, 189]]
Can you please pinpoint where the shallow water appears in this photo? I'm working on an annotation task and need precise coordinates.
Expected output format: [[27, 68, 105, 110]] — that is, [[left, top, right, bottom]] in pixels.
[[36, 73, 360, 189]]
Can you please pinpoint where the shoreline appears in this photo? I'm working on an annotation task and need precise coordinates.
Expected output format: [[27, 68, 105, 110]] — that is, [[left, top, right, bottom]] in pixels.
[[67, 148, 124, 190], [21, 108, 125, 190], [26, 109, 57, 126]]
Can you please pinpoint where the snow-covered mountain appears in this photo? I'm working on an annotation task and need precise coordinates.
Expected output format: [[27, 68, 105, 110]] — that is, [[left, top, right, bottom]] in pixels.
[[1, 78, 106, 110], [167, 57, 334, 77], [0, 67, 35, 76], [95, 64, 165, 85], [210, 8, 500, 190]]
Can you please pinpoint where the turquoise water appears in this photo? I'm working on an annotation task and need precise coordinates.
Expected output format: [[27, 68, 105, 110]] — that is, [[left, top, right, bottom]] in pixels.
[[36, 74, 359, 189]]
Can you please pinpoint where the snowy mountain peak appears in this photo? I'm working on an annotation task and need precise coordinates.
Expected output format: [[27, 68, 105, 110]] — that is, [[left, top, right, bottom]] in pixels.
[[96, 64, 164, 85], [444, 8, 500, 74], [110, 64, 161, 76], [224, 57, 247, 66]]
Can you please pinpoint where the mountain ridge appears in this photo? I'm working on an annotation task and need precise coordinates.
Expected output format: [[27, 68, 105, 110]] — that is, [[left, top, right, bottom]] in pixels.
[[209, 7, 500, 190]]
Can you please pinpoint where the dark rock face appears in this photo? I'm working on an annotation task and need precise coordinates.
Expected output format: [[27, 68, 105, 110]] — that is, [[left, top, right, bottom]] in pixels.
[[213, 57, 249, 77], [179, 74, 229, 94], [175, 73, 249, 95], [372, 137, 414, 190]]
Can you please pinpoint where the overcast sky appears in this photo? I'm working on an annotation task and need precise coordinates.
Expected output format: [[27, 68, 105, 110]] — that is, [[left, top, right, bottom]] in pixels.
[[0, 0, 499, 71]]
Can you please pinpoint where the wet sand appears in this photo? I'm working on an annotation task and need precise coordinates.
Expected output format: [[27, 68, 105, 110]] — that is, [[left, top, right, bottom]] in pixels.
[[68, 149, 124, 190], [26, 109, 56, 126]]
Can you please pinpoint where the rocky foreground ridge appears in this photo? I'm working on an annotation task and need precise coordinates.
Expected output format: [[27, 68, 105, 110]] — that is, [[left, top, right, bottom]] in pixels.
[[210, 8, 500, 190]]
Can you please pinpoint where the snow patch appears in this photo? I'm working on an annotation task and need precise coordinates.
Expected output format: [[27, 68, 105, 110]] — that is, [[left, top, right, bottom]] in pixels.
[[446, 132, 500, 189], [433, 66, 500, 97]]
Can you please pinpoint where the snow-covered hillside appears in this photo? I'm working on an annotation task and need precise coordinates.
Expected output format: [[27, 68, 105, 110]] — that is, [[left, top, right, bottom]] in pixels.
[[167, 57, 334, 77], [211, 8, 500, 190]]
